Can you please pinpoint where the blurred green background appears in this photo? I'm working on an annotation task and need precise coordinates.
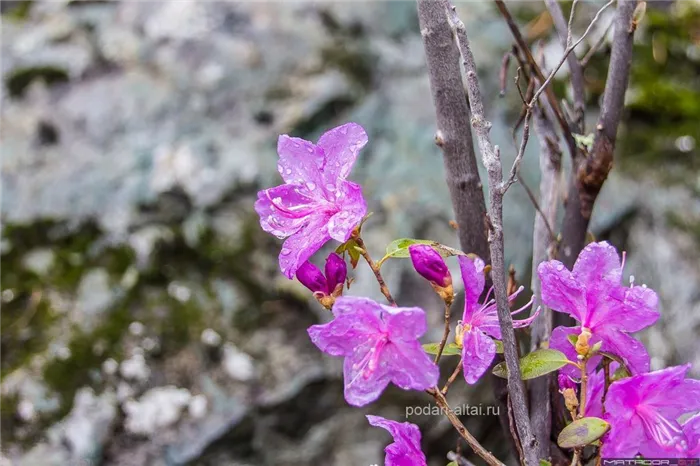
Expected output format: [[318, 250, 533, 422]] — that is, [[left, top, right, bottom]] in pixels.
[[1, 1, 699, 465]]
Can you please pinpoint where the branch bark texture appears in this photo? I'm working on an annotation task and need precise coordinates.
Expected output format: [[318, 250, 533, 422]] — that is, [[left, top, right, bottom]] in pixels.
[[416, 0, 490, 262], [442, 2, 539, 464]]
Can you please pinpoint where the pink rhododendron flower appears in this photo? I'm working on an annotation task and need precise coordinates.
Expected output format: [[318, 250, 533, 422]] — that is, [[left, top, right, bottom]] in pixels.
[[366, 415, 427, 466], [255, 123, 368, 278], [601, 364, 700, 458], [307, 296, 439, 407], [539, 241, 659, 378], [457, 256, 539, 384]]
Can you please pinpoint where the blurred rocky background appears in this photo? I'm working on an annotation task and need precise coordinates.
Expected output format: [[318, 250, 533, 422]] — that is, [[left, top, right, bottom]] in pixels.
[[1, 1, 699, 465]]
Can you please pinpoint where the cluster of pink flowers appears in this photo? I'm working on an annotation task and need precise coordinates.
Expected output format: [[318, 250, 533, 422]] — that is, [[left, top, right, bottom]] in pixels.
[[256, 123, 700, 463]]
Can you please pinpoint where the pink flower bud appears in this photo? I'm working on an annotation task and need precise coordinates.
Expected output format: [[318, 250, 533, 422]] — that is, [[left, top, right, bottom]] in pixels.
[[409, 244, 451, 288], [296, 261, 326, 294], [324, 253, 347, 294], [558, 372, 577, 392]]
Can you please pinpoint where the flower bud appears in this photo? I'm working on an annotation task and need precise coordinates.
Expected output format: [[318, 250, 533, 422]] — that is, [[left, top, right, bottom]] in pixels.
[[575, 327, 592, 357], [409, 244, 451, 288], [325, 253, 347, 297], [562, 388, 579, 413], [558, 372, 576, 391], [296, 261, 327, 294], [455, 321, 465, 348]]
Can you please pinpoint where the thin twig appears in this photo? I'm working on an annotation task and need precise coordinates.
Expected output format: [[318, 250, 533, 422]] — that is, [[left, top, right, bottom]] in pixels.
[[529, 0, 615, 109], [428, 388, 505, 466], [581, 20, 614, 68], [442, 357, 464, 395], [502, 109, 532, 193], [354, 235, 396, 306], [443, 2, 539, 464], [520, 176, 557, 244], [435, 301, 453, 363], [507, 396, 526, 466]]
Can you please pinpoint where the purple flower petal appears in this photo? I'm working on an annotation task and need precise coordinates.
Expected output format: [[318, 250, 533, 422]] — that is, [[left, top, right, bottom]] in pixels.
[[316, 122, 368, 182], [296, 260, 327, 294], [279, 217, 331, 278], [537, 260, 586, 322], [255, 185, 320, 238], [277, 135, 325, 186], [326, 181, 367, 242], [594, 284, 659, 332], [409, 244, 451, 287], [461, 328, 496, 385], [596, 328, 650, 375], [458, 255, 486, 321], [683, 413, 700, 456], [308, 297, 438, 407], [572, 241, 622, 289], [324, 253, 347, 293], [601, 415, 646, 458], [366, 415, 427, 466]]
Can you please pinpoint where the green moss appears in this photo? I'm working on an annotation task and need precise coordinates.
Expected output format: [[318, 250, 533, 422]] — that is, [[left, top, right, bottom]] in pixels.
[[1, 1, 33, 21], [5, 66, 69, 98]]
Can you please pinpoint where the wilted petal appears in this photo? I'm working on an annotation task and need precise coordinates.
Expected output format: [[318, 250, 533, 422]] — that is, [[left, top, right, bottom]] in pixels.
[[317, 122, 368, 182], [461, 328, 496, 385], [279, 217, 331, 279], [324, 253, 347, 293], [277, 135, 325, 186], [596, 328, 650, 376], [458, 256, 486, 320], [572, 241, 622, 288], [255, 185, 319, 238], [327, 181, 366, 242], [538, 260, 586, 322], [366, 415, 427, 466], [296, 261, 327, 293], [409, 244, 451, 287]]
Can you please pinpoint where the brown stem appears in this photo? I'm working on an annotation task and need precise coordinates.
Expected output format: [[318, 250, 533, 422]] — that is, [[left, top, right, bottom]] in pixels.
[[444, 3, 539, 464], [579, 358, 588, 418], [354, 235, 396, 306], [508, 396, 526, 465], [435, 301, 453, 363], [428, 388, 505, 466], [442, 357, 464, 395]]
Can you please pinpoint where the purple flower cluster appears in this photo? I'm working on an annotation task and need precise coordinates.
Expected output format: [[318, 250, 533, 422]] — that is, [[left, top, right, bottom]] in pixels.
[[540, 241, 700, 457], [257, 124, 699, 462]]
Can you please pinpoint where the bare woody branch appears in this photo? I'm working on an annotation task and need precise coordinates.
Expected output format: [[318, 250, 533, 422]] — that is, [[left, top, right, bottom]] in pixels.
[[528, 95, 563, 462], [545, 0, 586, 129], [441, 2, 539, 464], [559, 0, 639, 272], [416, 0, 490, 263]]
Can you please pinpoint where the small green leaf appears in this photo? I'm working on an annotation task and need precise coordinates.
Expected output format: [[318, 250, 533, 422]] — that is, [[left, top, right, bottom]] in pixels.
[[557, 417, 610, 448], [492, 349, 571, 380], [539, 460, 552, 466], [384, 238, 465, 259], [567, 334, 578, 347], [573, 133, 594, 151], [612, 365, 631, 381], [494, 339, 504, 354], [599, 351, 633, 377], [336, 238, 362, 269], [446, 462, 458, 466], [422, 343, 461, 356]]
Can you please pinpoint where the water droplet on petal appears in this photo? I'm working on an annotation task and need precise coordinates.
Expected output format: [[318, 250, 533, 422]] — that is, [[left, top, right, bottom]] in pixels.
[[285, 168, 292, 175], [556, 263, 565, 271], [306, 182, 316, 191], [325, 184, 336, 192], [340, 126, 348, 135], [281, 248, 291, 256], [307, 146, 314, 153]]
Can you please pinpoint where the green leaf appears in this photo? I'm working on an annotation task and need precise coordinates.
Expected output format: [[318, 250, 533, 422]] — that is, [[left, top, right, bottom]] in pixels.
[[539, 460, 552, 466], [494, 339, 504, 354], [422, 343, 461, 356], [557, 417, 610, 448], [567, 334, 578, 347], [492, 349, 571, 380], [599, 351, 633, 377], [384, 238, 465, 259], [573, 133, 594, 151], [446, 462, 458, 466], [612, 365, 631, 381], [336, 238, 362, 269]]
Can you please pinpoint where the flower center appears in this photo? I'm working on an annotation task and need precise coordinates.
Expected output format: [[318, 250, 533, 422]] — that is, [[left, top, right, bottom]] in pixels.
[[636, 404, 686, 451]]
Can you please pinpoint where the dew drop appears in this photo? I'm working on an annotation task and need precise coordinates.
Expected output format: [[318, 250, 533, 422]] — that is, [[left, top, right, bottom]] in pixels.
[[340, 126, 348, 135], [306, 182, 316, 191], [281, 248, 291, 256], [325, 184, 336, 192], [556, 263, 565, 271], [307, 146, 314, 153], [285, 168, 292, 175]]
